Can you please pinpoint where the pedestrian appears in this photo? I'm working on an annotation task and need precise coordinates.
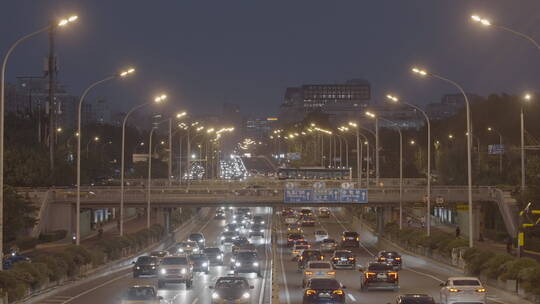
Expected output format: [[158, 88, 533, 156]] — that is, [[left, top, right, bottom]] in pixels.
[[455, 226, 461, 238]]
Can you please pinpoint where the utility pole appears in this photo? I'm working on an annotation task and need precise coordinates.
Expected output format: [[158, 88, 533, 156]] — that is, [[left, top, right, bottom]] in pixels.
[[47, 26, 56, 177]]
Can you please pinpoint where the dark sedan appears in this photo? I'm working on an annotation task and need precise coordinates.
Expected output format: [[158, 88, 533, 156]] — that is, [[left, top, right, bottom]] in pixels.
[[203, 247, 224, 265], [303, 278, 346, 304], [377, 250, 402, 269], [132, 256, 159, 277], [360, 262, 399, 291], [210, 276, 254, 304], [331, 250, 356, 269], [189, 253, 210, 274]]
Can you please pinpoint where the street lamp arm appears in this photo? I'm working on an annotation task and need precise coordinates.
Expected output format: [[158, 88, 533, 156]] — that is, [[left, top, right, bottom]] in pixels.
[[359, 126, 376, 139], [496, 25, 540, 51]]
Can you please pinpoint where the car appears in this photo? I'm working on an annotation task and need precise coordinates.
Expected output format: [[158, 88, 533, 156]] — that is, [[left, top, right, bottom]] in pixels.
[[251, 215, 266, 226], [319, 239, 337, 252], [292, 241, 311, 260], [220, 231, 238, 245], [287, 233, 305, 247], [238, 207, 252, 216], [302, 278, 346, 304], [233, 251, 262, 277], [314, 230, 329, 243], [318, 207, 331, 218], [121, 285, 162, 304], [331, 250, 356, 269], [287, 223, 304, 234], [377, 251, 402, 270], [298, 249, 324, 270], [150, 250, 168, 259], [203, 247, 224, 265], [299, 209, 313, 217], [340, 231, 360, 248], [360, 262, 399, 292], [394, 294, 436, 304], [2, 254, 31, 270], [189, 253, 210, 274], [232, 237, 250, 253], [302, 261, 335, 287], [188, 233, 206, 248], [234, 243, 257, 255], [210, 276, 254, 304], [132, 256, 159, 277], [214, 210, 226, 219], [439, 277, 487, 304], [176, 241, 200, 254], [282, 208, 295, 217], [225, 223, 240, 233], [157, 255, 193, 289], [248, 224, 265, 238], [284, 215, 298, 225], [300, 216, 316, 227]]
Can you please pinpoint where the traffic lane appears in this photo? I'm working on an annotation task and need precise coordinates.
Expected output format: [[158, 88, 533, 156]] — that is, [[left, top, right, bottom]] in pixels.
[[36, 208, 220, 304], [328, 208, 506, 304]]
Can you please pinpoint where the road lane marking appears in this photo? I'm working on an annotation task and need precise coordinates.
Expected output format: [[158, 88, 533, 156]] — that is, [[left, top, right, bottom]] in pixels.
[[191, 297, 199, 304], [278, 217, 292, 304], [347, 293, 357, 302], [258, 207, 272, 304], [403, 266, 444, 283], [62, 272, 130, 303]]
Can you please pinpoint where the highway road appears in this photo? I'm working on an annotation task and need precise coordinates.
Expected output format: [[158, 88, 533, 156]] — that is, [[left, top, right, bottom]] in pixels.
[[276, 207, 515, 304], [36, 207, 273, 304]]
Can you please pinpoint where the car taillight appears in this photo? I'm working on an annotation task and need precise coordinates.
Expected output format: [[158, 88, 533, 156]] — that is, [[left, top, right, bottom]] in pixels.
[[476, 288, 486, 293], [332, 289, 343, 295], [342, 237, 346, 241], [395, 257, 401, 261], [333, 257, 339, 261], [449, 288, 460, 292], [304, 271, 313, 275], [348, 257, 355, 261], [365, 272, 376, 278], [320, 256, 324, 260], [356, 237, 359, 241], [327, 271, 335, 275], [389, 272, 398, 279], [305, 289, 316, 295], [288, 238, 292, 241], [379, 257, 386, 261]]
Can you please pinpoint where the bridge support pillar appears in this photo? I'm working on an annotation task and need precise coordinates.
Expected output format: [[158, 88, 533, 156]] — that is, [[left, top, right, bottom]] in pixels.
[[375, 206, 394, 236], [156, 208, 171, 235]]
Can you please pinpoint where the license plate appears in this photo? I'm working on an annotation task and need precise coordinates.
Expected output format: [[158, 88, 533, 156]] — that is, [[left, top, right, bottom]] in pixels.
[[340, 258, 347, 261], [316, 272, 325, 275], [318, 293, 331, 298], [388, 258, 394, 262], [377, 273, 387, 279]]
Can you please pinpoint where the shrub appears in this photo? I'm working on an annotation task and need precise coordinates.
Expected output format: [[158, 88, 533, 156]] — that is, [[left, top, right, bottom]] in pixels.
[[483, 253, 515, 280], [65, 246, 92, 265], [0, 271, 29, 302], [11, 262, 49, 289], [499, 258, 538, 281], [438, 238, 469, 257], [15, 236, 39, 251], [32, 255, 68, 281], [463, 248, 495, 275], [518, 264, 540, 295]]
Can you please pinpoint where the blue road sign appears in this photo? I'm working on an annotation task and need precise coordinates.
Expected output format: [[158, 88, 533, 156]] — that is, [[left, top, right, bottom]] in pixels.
[[284, 188, 368, 203]]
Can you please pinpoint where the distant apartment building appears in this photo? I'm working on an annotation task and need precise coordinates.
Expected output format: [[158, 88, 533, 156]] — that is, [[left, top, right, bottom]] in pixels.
[[279, 79, 371, 125], [245, 117, 277, 140], [426, 93, 481, 120]]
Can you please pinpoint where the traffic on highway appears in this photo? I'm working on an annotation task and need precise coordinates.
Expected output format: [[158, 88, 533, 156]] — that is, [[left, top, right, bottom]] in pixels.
[[33, 206, 505, 304]]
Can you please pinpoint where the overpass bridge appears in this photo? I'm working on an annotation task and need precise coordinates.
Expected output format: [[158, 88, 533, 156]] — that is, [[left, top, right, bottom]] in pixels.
[[19, 180, 518, 243]]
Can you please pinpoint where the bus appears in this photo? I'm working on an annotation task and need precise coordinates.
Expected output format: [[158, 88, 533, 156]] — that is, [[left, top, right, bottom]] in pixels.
[[277, 167, 351, 180]]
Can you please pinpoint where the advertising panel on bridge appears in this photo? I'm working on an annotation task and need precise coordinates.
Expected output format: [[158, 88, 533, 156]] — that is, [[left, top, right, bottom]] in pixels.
[[284, 188, 368, 203]]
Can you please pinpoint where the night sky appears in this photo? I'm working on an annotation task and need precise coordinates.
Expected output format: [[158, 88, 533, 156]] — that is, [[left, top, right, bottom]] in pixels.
[[1, 1, 539, 118]]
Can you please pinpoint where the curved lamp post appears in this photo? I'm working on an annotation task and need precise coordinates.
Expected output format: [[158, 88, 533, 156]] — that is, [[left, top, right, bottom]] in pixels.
[[471, 15, 540, 51], [119, 94, 167, 236], [412, 67, 473, 248], [387, 93, 431, 233], [0, 15, 78, 254]]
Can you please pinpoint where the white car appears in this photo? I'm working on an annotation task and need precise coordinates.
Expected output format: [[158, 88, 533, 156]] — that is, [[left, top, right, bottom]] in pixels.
[[122, 285, 162, 304], [284, 216, 298, 225], [319, 239, 337, 252], [440, 277, 487, 304], [302, 261, 335, 288], [314, 230, 329, 242]]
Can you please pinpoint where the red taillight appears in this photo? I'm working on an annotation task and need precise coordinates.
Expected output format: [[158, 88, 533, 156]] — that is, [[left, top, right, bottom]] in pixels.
[[348, 257, 355, 261], [389, 272, 398, 279], [395, 257, 401, 261], [305, 289, 316, 295], [332, 289, 343, 295], [365, 271, 376, 278]]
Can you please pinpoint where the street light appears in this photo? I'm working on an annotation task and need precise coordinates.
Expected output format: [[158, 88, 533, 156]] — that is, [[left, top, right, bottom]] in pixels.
[[85, 136, 100, 157], [120, 94, 166, 236], [521, 93, 533, 192], [366, 112, 404, 229], [486, 127, 503, 174], [347, 122, 362, 187], [470, 14, 540, 51], [75, 67, 135, 245], [0, 14, 78, 260], [365, 112, 380, 183], [412, 66, 474, 247], [386, 93, 432, 234]]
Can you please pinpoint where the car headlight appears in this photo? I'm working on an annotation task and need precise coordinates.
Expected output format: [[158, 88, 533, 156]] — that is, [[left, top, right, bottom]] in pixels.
[[193, 248, 199, 252], [181, 268, 187, 274], [261, 221, 265, 224], [235, 262, 241, 267], [160, 269, 166, 274], [199, 240, 204, 243], [212, 292, 219, 299], [260, 230, 264, 233], [221, 236, 225, 240], [136, 266, 140, 270], [218, 254, 223, 259], [253, 262, 259, 267], [242, 292, 250, 299], [202, 262, 208, 267], [231, 258, 235, 262], [249, 229, 253, 233]]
